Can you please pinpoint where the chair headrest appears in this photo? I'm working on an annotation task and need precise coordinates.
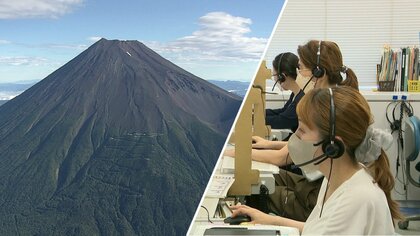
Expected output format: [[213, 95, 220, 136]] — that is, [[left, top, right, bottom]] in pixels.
[[403, 115, 420, 161]]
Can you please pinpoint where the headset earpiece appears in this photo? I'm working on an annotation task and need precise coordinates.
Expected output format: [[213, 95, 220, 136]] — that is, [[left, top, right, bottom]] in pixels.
[[321, 88, 345, 159], [312, 66, 325, 78], [322, 138, 345, 159], [279, 73, 286, 83], [312, 40, 325, 78]]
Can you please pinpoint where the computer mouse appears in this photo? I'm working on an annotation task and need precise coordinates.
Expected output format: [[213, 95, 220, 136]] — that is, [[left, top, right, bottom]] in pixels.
[[223, 215, 251, 225]]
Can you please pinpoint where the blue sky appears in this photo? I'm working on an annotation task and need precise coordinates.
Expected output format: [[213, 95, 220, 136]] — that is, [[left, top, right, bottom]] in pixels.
[[0, 0, 284, 83]]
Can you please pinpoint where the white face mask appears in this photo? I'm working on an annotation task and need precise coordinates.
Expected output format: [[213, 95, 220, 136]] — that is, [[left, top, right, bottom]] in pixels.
[[296, 73, 315, 93], [288, 133, 324, 181]]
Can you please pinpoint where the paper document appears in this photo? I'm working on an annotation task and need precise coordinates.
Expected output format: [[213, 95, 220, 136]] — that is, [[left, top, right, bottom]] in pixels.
[[221, 156, 279, 174], [206, 174, 235, 198]]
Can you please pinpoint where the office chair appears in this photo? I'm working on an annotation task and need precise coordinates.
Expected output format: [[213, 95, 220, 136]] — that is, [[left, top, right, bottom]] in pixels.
[[398, 115, 420, 230]]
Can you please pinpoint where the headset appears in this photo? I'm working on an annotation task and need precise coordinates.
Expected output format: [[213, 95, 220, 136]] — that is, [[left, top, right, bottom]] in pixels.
[[386, 100, 414, 133], [312, 40, 325, 78], [321, 88, 345, 160], [293, 88, 345, 167], [386, 101, 401, 133], [272, 53, 286, 91], [276, 53, 287, 83]]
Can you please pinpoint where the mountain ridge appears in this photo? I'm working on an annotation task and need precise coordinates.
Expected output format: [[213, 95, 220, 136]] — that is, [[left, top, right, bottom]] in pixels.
[[0, 38, 241, 235]]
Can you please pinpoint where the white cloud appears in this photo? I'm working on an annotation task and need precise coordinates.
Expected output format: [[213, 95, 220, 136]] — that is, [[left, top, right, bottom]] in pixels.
[[0, 56, 48, 66], [0, 91, 21, 100], [146, 12, 267, 62], [0, 39, 11, 44], [87, 36, 102, 42], [0, 0, 83, 19], [42, 43, 87, 50]]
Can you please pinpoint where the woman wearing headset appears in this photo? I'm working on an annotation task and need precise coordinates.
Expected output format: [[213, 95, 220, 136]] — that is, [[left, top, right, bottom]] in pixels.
[[226, 40, 361, 221], [231, 86, 400, 235], [266, 52, 304, 132]]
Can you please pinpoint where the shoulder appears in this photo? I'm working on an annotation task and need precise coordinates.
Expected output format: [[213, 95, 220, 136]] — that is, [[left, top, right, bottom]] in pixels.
[[338, 169, 387, 207]]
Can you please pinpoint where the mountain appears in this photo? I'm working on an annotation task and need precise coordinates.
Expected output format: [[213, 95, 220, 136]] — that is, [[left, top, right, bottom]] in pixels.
[[0, 38, 241, 235], [207, 80, 250, 97]]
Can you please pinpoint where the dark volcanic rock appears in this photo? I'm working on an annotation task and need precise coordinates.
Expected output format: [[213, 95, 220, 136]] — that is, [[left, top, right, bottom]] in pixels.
[[0, 38, 241, 235]]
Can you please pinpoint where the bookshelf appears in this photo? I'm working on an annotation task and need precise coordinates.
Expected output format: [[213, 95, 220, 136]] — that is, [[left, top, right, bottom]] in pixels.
[[378, 45, 420, 92]]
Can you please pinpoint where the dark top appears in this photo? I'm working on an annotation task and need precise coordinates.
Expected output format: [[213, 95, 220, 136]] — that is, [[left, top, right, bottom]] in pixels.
[[265, 89, 304, 133]]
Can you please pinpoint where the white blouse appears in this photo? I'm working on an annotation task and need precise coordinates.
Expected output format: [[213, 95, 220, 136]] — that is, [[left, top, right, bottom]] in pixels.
[[302, 168, 395, 235]]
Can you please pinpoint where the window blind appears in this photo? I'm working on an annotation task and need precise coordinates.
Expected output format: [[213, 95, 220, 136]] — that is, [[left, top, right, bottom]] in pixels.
[[264, 0, 420, 90]]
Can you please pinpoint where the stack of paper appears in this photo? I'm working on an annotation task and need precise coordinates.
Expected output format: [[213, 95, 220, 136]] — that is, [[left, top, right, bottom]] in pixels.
[[221, 156, 279, 174], [206, 174, 235, 198]]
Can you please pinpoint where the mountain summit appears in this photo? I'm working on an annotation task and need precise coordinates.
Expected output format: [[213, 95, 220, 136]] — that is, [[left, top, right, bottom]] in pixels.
[[0, 38, 241, 235]]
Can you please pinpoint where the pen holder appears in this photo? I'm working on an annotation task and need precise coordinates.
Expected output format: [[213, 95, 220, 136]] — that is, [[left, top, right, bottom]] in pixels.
[[378, 81, 395, 91]]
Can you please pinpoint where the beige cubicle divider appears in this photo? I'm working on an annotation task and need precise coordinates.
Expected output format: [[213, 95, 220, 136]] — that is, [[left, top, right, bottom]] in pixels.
[[252, 60, 273, 139], [228, 61, 272, 196]]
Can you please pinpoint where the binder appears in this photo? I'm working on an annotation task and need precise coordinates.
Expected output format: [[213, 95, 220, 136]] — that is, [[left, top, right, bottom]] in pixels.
[[401, 48, 406, 91]]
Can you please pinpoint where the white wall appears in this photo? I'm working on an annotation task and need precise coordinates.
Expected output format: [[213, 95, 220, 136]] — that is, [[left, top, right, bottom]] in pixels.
[[266, 91, 420, 200], [265, 0, 420, 88]]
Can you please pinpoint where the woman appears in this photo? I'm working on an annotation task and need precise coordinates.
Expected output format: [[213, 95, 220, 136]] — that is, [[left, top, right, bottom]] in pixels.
[[231, 86, 401, 235], [266, 52, 303, 132], [235, 40, 360, 166], [296, 39, 358, 89], [226, 40, 360, 221]]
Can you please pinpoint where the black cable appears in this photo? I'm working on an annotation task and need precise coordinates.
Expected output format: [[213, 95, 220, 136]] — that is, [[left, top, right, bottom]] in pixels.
[[282, 153, 290, 217], [399, 101, 404, 149], [386, 101, 399, 133], [394, 100, 409, 199], [394, 141, 407, 196], [319, 159, 333, 218], [301, 76, 314, 92], [407, 101, 414, 115], [402, 101, 414, 117], [200, 205, 213, 223]]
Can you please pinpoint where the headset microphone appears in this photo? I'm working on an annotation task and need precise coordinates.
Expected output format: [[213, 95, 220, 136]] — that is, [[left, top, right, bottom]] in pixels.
[[253, 85, 277, 95], [292, 153, 328, 169]]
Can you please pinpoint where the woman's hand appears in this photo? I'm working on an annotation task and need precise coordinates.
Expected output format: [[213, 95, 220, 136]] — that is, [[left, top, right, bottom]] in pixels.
[[230, 204, 277, 225], [251, 136, 272, 149], [252, 136, 287, 150], [224, 148, 235, 157]]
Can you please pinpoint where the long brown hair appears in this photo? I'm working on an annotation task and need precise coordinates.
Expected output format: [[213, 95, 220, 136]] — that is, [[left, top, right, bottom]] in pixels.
[[297, 40, 359, 90], [297, 86, 402, 221]]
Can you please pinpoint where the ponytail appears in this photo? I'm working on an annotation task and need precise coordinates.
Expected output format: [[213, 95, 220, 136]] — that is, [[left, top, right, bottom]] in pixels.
[[368, 149, 403, 221], [340, 67, 359, 91]]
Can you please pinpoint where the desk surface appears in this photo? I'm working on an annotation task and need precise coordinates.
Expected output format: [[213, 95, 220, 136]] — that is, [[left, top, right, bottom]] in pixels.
[[188, 219, 300, 236], [188, 145, 299, 235]]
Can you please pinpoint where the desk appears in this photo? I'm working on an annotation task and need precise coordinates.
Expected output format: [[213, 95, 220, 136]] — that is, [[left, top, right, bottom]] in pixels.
[[189, 219, 299, 236], [188, 149, 299, 235], [220, 155, 278, 194]]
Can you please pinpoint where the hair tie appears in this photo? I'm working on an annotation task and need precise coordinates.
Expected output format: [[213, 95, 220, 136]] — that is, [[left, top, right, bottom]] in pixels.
[[341, 65, 348, 73], [355, 126, 393, 163]]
